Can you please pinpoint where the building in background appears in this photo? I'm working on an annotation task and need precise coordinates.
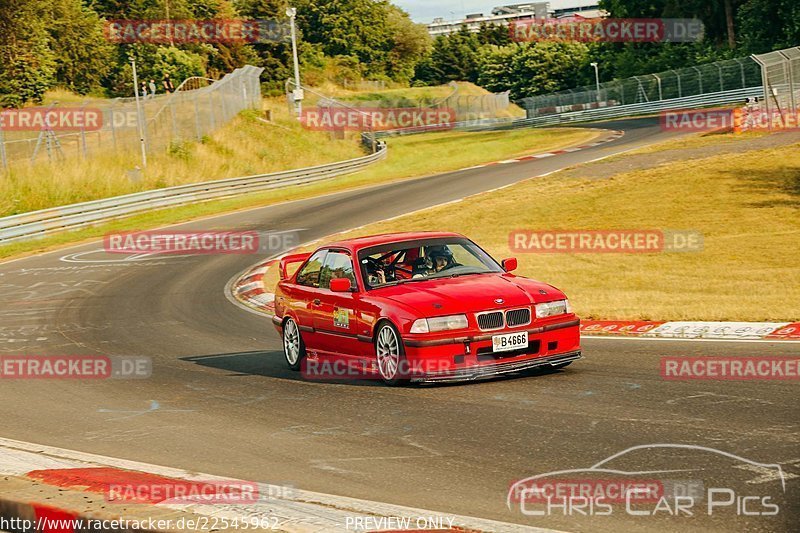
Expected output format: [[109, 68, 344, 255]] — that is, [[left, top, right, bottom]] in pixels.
[[427, 1, 603, 36]]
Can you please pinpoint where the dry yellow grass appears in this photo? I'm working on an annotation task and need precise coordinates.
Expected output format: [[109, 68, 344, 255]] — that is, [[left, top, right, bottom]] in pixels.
[[294, 139, 800, 322], [623, 130, 770, 156]]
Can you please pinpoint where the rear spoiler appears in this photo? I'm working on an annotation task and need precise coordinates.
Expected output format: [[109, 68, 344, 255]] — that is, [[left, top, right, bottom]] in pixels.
[[279, 252, 311, 280]]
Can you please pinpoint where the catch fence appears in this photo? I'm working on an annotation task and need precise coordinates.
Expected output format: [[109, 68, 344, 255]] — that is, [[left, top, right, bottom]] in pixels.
[[0, 65, 264, 171]]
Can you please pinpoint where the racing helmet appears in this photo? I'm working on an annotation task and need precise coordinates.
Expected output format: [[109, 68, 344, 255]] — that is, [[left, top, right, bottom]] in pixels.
[[426, 245, 454, 268]]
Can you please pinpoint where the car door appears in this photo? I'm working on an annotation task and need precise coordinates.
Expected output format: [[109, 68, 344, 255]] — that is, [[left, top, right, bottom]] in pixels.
[[289, 249, 328, 351], [312, 250, 364, 363]]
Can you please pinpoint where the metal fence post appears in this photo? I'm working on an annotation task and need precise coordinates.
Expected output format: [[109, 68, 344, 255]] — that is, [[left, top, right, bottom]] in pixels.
[[674, 70, 682, 98], [691, 66, 703, 94], [109, 99, 118, 150], [0, 124, 7, 171], [79, 101, 88, 158], [778, 50, 796, 112], [737, 58, 746, 89], [193, 92, 202, 141]]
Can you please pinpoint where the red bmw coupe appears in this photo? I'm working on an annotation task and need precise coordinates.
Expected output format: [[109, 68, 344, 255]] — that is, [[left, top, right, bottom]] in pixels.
[[272, 232, 581, 384]]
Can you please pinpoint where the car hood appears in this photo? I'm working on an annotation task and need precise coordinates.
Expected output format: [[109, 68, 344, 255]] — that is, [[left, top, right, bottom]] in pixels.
[[375, 274, 565, 316]]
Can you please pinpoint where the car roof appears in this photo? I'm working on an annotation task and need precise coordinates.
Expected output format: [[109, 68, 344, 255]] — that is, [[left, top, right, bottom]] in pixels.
[[321, 231, 465, 252]]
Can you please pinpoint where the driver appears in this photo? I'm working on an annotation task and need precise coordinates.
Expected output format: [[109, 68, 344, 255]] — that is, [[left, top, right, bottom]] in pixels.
[[425, 245, 455, 274]]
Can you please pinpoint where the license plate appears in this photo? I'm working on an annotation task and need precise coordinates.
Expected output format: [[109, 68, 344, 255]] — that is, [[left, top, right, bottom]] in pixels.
[[492, 331, 529, 353]]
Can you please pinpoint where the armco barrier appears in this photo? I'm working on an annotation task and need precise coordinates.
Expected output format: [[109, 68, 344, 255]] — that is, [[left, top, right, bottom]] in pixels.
[[375, 86, 765, 136], [0, 146, 386, 244], [523, 87, 764, 126]]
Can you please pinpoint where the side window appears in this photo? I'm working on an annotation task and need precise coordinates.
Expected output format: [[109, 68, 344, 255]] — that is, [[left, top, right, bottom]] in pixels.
[[296, 250, 326, 288], [319, 251, 356, 290]]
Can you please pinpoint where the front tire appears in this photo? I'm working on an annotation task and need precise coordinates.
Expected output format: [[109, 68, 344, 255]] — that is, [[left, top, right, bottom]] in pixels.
[[375, 322, 408, 386], [283, 318, 306, 371]]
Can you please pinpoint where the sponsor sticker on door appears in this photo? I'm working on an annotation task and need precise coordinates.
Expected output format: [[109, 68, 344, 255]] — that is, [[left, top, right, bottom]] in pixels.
[[333, 308, 351, 328]]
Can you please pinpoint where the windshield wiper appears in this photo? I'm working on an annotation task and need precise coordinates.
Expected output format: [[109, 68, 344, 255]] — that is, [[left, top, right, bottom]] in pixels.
[[447, 271, 486, 279]]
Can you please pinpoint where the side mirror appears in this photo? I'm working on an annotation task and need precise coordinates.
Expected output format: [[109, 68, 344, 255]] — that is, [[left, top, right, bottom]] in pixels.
[[502, 258, 518, 272], [330, 278, 353, 292]]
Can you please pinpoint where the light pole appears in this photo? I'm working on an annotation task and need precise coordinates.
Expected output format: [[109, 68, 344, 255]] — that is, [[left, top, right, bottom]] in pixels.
[[590, 62, 600, 102], [286, 7, 303, 117]]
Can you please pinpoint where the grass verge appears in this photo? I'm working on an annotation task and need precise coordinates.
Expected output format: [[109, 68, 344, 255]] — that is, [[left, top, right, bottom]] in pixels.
[[0, 126, 597, 261], [297, 136, 800, 322]]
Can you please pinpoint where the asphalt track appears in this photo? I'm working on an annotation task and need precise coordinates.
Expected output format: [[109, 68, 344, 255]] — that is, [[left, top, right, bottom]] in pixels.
[[0, 118, 797, 532]]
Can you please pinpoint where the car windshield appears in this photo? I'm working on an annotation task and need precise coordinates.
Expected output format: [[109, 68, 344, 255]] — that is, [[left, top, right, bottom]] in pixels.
[[358, 237, 503, 289]]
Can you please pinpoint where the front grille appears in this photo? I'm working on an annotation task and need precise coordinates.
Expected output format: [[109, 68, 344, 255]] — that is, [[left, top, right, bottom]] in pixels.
[[505, 308, 531, 327], [477, 311, 504, 330]]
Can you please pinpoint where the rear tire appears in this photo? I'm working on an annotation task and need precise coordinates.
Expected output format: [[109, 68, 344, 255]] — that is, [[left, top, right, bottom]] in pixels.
[[283, 318, 306, 371], [375, 322, 408, 386]]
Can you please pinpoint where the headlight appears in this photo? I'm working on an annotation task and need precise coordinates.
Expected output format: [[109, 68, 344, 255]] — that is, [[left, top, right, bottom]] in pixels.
[[535, 300, 569, 318], [410, 314, 469, 333]]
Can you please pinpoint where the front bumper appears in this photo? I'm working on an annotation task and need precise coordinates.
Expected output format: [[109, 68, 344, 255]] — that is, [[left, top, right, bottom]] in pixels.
[[413, 350, 582, 382], [400, 317, 581, 383]]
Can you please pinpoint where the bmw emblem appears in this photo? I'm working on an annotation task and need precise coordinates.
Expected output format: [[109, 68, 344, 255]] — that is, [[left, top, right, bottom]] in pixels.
[[494, 298, 504, 304]]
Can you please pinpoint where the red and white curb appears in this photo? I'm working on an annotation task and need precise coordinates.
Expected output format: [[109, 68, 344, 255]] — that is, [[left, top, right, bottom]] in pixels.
[[228, 259, 278, 317], [462, 130, 624, 170], [0, 437, 557, 533], [581, 320, 800, 341]]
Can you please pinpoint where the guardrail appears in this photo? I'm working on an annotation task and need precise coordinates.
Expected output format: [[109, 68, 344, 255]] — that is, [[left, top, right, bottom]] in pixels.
[[0, 146, 387, 244], [522, 87, 764, 126], [375, 86, 765, 136]]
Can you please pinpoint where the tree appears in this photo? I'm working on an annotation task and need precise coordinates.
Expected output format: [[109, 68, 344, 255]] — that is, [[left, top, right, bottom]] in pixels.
[[416, 28, 484, 85], [294, 0, 392, 77], [384, 5, 431, 82], [49, 0, 114, 94], [235, 0, 292, 90], [737, 0, 800, 53], [478, 42, 591, 99], [0, 0, 56, 106]]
